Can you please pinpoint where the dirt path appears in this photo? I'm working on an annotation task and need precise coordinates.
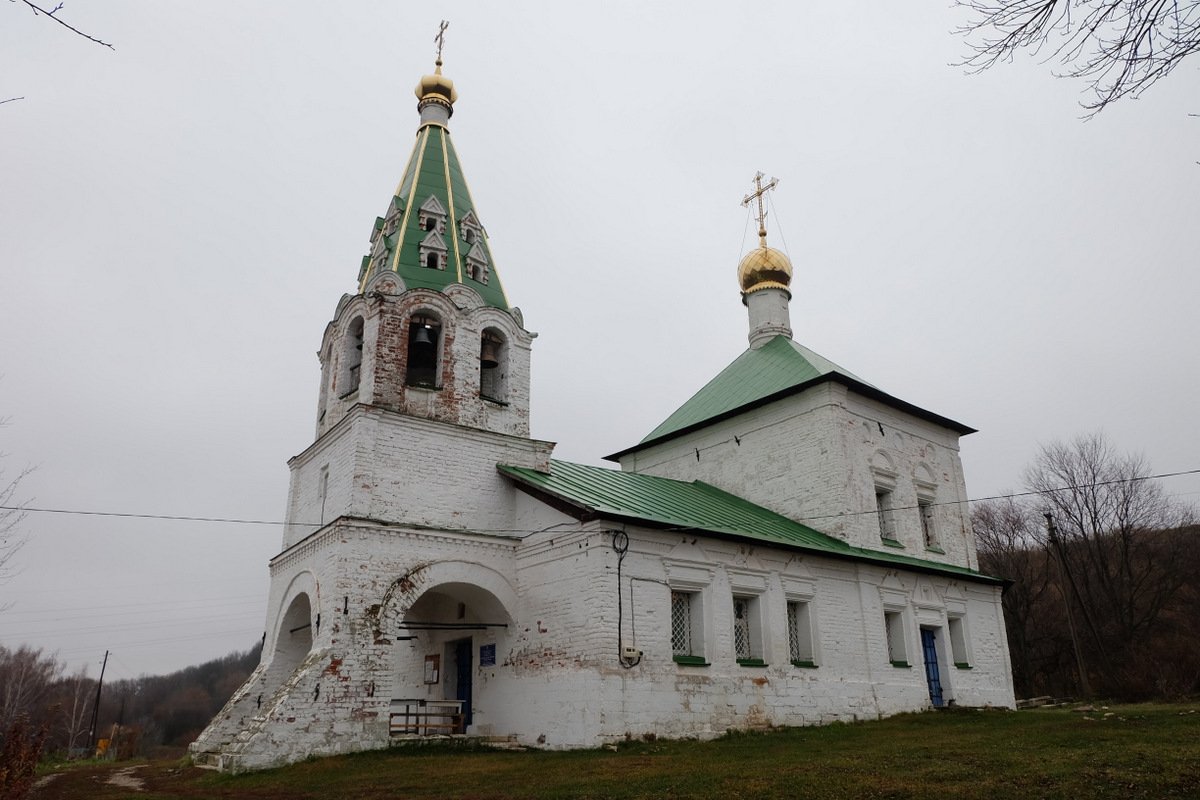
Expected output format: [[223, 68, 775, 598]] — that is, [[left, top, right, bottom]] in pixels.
[[105, 764, 147, 791]]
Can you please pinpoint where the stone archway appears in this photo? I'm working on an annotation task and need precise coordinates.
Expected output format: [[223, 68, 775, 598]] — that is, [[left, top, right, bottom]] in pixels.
[[381, 562, 518, 737]]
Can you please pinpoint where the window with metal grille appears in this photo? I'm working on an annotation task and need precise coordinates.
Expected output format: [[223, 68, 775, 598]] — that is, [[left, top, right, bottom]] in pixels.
[[670, 591, 694, 656], [733, 597, 752, 660], [787, 600, 815, 665]]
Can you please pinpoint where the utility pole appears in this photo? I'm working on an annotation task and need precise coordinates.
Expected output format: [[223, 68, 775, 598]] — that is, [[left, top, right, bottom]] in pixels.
[[1044, 515, 1091, 698], [87, 650, 109, 751]]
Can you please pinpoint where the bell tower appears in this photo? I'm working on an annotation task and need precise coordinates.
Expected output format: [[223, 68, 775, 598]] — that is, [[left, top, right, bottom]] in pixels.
[[312, 51, 534, 441], [281, 43, 552, 551]]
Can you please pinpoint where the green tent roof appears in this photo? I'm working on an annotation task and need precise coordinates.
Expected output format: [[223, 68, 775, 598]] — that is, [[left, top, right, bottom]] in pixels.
[[357, 121, 510, 310], [499, 459, 1001, 585], [608, 335, 974, 460]]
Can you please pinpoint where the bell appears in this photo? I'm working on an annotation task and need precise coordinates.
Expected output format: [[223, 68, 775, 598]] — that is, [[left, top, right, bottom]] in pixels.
[[412, 325, 435, 348], [479, 338, 500, 369]]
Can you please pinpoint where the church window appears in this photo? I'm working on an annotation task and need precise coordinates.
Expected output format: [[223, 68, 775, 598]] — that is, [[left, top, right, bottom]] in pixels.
[[919, 499, 938, 550], [406, 314, 442, 389], [885, 610, 909, 667], [948, 615, 971, 668], [479, 329, 507, 402], [424, 216, 438, 232], [787, 600, 816, 667], [425, 251, 442, 270], [671, 591, 705, 664], [875, 488, 898, 543], [732, 595, 764, 665]]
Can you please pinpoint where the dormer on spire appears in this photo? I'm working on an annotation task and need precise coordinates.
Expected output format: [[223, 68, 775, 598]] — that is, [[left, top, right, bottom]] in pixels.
[[737, 172, 794, 349]]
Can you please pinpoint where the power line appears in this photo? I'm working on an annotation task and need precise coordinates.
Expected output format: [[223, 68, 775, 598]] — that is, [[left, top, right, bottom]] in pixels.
[[1, 468, 1196, 533]]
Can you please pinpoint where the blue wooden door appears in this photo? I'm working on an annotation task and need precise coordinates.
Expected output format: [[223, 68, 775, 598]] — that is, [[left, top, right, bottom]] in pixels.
[[921, 628, 944, 708], [455, 639, 473, 727]]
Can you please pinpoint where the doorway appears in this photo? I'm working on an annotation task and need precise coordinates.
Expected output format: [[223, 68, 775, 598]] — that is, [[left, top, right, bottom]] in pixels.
[[447, 637, 473, 728], [920, 627, 944, 708]]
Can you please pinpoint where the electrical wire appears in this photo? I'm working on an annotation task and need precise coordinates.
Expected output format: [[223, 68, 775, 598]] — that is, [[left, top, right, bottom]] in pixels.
[[4, 469, 1195, 533]]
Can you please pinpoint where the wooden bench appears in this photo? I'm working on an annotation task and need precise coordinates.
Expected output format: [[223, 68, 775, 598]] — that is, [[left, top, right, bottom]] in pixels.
[[389, 699, 465, 736]]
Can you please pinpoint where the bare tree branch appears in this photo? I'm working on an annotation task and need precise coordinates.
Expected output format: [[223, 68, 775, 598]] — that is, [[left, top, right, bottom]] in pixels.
[[13, 0, 114, 50], [956, 0, 1200, 115]]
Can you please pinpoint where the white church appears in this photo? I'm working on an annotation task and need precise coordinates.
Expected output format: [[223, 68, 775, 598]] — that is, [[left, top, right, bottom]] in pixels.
[[192, 54, 1015, 772]]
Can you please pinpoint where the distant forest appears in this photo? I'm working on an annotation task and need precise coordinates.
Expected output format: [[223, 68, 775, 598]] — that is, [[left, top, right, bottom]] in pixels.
[[0, 641, 261, 761]]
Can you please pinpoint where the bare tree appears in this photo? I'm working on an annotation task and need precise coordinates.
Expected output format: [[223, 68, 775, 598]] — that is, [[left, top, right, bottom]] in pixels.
[[0, 423, 32, 602], [51, 667, 93, 756], [10, 1, 113, 49], [1025, 432, 1194, 691], [957, 1, 1200, 114], [974, 496, 1059, 694], [0, 645, 62, 734]]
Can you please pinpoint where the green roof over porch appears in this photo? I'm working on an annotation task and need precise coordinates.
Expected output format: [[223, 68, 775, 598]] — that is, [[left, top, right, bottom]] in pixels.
[[498, 459, 1001, 585]]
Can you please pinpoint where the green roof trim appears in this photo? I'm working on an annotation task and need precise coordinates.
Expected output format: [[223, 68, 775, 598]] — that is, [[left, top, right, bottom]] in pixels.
[[498, 460, 1002, 585], [357, 124, 510, 310], [607, 335, 974, 461]]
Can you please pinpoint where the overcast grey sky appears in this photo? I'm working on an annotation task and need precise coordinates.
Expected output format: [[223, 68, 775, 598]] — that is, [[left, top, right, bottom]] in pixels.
[[2, 2, 1198, 681]]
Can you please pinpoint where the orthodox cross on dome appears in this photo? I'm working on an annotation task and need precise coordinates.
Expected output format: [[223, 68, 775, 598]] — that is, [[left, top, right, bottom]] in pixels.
[[434, 19, 449, 65], [741, 171, 779, 247]]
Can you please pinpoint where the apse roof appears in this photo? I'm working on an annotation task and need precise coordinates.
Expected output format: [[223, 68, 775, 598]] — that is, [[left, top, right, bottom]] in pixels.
[[498, 459, 1002, 585]]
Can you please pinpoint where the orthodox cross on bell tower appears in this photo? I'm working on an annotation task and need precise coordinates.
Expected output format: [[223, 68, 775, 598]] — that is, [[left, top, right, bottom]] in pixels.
[[434, 20, 450, 65], [741, 171, 779, 247]]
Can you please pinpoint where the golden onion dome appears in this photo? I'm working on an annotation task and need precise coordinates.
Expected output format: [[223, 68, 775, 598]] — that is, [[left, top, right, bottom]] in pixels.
[[738, 244, 793, 294], [414, 60, 458, 107]]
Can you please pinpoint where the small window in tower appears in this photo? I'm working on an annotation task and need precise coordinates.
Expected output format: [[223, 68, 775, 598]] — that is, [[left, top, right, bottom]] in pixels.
[[464, 228, 477, 244], [424, 216, 437, 232], [425, 252, 440, 270], [406, 314, 441, 389]]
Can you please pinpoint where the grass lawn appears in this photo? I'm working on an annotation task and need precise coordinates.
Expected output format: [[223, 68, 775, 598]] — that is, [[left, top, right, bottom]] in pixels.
[[31, 704, 1200, 800]]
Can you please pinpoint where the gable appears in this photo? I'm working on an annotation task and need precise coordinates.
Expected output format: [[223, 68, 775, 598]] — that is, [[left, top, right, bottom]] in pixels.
[[606, 335, 974, 461]]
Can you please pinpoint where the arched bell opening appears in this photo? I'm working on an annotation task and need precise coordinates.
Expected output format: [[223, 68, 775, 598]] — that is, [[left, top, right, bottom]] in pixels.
[[338, 316, 365, 397], [391, 581, 514, 736], [479, 328, 508, 403], [405, 313, 442, 389]]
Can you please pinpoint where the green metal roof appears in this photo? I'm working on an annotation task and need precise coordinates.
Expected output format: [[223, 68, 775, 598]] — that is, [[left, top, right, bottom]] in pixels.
[[357, 122, 510, 310], [635, 336, 866, 445], [607, 335, 974, 461], [499, 459, 1002, 585]]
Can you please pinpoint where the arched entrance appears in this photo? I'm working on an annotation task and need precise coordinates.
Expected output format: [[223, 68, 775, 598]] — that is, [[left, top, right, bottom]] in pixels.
[[273, 592, 313, 676], [387, 565, 517, 737]]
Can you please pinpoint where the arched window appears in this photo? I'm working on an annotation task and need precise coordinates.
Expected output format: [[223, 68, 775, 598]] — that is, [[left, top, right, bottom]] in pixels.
[[406, 314, 442, 389], [340, 316, 364, 397], [479, 329, 507, 402], [425, 251, 441, 270]]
